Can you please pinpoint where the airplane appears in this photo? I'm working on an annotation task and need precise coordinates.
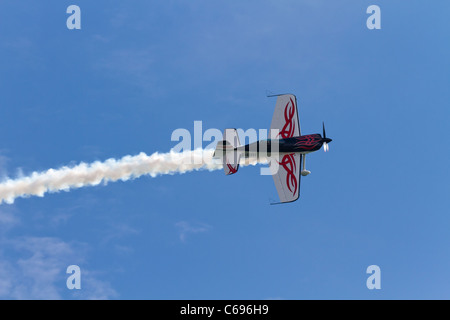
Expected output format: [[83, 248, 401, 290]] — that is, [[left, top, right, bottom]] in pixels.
[[213, 93, 332, 204]]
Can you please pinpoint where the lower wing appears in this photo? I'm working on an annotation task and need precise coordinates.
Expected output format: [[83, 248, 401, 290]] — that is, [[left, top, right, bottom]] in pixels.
[[269, 153, 301, 204]]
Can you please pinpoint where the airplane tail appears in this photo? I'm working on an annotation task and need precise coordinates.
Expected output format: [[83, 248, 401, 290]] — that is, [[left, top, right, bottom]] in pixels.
[[213, 128, 241, 175]]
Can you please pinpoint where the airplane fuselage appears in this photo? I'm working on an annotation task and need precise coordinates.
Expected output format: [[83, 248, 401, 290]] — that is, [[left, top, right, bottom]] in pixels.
[[237, 134, 329, 158]]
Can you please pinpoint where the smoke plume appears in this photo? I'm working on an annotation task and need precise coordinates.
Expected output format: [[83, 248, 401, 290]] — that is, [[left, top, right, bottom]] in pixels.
[[0, 149, 261, 205]]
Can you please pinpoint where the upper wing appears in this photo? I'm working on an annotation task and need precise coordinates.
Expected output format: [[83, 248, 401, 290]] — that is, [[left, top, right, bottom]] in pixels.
[[270, 153, 301, 203], [270, 94, 300, 138]]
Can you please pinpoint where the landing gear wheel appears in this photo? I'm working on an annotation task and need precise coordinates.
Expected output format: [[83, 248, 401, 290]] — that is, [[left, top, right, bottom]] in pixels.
[[301, 170, 311, 176]]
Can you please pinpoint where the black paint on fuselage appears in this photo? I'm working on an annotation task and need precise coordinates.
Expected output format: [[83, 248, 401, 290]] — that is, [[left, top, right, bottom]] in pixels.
[[239, 134, 326, 157]]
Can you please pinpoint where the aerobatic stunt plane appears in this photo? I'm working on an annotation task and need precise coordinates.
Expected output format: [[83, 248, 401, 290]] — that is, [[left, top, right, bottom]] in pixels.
[[213, 94, 332, 204]]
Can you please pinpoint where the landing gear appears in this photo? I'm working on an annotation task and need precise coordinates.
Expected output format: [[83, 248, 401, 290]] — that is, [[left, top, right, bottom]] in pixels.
[[301, 154, 311, 176]]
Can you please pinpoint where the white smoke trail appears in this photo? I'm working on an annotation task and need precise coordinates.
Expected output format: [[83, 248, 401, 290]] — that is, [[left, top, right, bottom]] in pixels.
[[0, 149, 263, 205]]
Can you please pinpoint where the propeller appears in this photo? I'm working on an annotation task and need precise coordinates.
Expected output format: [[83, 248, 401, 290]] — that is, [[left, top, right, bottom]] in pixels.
[[322, 122, 331, 152]]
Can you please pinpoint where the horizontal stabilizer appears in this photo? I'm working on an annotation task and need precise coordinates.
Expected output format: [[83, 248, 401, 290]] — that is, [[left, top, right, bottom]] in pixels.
[[214, 129, 241, 175]]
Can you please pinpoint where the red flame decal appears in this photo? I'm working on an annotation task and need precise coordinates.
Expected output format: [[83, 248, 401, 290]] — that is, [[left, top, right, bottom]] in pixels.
[[278, 98, 296, 139], [293, 135, 322, 150], [277, 154, 297, 195], [226, 162, 237, 174]]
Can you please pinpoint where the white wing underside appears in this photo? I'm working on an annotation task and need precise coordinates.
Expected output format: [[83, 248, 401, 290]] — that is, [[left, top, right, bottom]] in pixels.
[[269, 154, 301, 203], [269, 94, 301, 203]]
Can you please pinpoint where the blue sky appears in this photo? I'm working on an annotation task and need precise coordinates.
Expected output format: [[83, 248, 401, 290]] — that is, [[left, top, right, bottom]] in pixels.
[[0, 0, 449, 299]]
